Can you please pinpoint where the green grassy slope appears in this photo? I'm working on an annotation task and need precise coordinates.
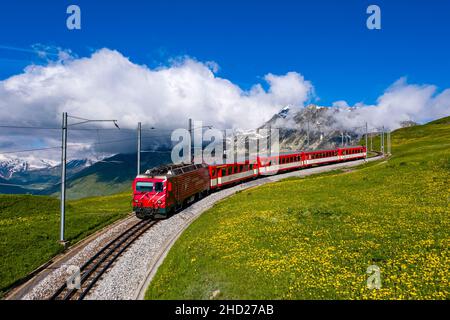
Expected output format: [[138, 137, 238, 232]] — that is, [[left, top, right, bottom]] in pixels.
[[146, 117, 450, 300], [0, 192, 131, 297]]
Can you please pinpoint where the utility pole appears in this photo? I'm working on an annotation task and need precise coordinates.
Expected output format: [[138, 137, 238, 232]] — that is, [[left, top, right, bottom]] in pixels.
[[137, 122, 141, 176], [268, 125, 272, 156], [188, 118, 193, 164], [306, 119, 310, 150], [365, 122, 368, 159], [341, 132, 344, 147], [370, 132, 373, 151], [59, 114, 119, 243], [381, 126, 385, 155], [222, 129, 227, 164], [387, 130, 391, 155], [60, 112, 68, 244]]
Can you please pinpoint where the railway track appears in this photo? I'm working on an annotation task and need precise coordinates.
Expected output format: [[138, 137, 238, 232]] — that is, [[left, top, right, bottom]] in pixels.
[[49, 219, 157, 300]]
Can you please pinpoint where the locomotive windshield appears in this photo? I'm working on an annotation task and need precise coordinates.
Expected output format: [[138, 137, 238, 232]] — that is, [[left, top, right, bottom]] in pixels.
[[155, 182, 164, 193], [136, 181, 153, 192]]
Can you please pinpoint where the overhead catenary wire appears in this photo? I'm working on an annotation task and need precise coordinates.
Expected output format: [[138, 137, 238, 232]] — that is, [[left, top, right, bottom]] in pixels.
[[0, 124, 176, 132], [0, 134, 173, 154]]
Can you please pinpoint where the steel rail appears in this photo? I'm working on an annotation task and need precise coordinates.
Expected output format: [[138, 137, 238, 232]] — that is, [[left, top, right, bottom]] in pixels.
[[49, 219, 156, 300]]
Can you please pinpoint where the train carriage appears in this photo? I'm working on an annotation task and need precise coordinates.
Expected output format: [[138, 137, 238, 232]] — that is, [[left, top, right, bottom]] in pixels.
[[209, 160, 259, 189], [302, 149, 340, 166], [258, 152, 303, 175], [338, 146, 367, 161]]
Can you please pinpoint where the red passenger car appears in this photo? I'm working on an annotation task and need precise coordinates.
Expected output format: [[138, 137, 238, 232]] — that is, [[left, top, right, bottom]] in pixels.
[[209, 160, 259, 189]]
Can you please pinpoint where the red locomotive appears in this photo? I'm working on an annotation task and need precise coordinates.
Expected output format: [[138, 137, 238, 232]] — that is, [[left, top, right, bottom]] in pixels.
[[133, 163, 210, 219], [132, 146, 366, 219]]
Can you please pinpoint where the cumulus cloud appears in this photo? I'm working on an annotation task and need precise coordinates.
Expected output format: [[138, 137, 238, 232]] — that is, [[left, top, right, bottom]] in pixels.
[[332, 78, 450, 130], [332, 100, 349, 108], [0, 48, 449, 163], [0, 49, 313, 129], [0, 48, 315, 160]]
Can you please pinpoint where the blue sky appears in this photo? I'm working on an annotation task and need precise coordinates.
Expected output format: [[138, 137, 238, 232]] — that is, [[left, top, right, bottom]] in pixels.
[[1, 0, 449, 106]]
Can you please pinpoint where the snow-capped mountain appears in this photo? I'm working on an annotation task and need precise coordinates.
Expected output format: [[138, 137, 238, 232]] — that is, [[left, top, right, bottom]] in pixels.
[[0, 155, 31, 179], [277, 106, 290, 118], [260, 104, 363, 151], [0, 154, 97, 180]]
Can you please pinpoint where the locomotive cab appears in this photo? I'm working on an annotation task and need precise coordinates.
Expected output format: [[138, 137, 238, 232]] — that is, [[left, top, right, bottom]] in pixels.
[[132, 176, 169, 219], [132, 163, 210, 220]]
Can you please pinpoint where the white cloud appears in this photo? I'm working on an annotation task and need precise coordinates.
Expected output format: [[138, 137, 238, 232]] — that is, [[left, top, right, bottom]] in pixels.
[[332, 100, 349, 108], [0, 48, 449, 163], [0, 49, 312, 160], [0, 49, 315, 160], [0, 49, 312, 130], [332, 77, 450, 130]]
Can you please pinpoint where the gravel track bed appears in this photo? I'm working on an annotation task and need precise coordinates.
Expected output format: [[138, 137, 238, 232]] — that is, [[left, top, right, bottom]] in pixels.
[[20, 215, 139, 300], [86, 157, 381, 300]]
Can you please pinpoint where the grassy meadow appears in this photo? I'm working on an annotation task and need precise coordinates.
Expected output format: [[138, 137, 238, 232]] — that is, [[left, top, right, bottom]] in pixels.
[[146, 117, 450, 300], [0, 192, 132, 297]]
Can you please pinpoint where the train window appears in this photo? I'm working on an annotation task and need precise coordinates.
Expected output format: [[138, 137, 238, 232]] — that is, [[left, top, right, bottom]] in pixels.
[[222, 168, 226, 176], [211, 169, 216, 177], [228, 167, 233, 175], [240, 165, 243, 172], [155, 182, 164, 193], [136, 182, 153, 192]]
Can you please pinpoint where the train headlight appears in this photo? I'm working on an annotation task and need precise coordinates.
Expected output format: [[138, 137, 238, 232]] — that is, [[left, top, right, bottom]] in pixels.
[[134, 200, 138, 203], [157, 200, 162, 204]]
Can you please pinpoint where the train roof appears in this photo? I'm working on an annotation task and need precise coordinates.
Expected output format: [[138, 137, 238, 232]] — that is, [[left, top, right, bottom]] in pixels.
[[142, 163, 207, 177]]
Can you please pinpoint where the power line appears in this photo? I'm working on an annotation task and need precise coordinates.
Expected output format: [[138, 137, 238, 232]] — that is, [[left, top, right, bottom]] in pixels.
[[0, 133, 173, 154], [0, 124, 176, 132], [0, 125, 61, 130], [0, 146, 61, 154]]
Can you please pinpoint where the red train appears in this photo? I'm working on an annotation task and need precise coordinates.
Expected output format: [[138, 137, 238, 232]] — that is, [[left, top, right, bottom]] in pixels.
[[132, 146, 366, 219]]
